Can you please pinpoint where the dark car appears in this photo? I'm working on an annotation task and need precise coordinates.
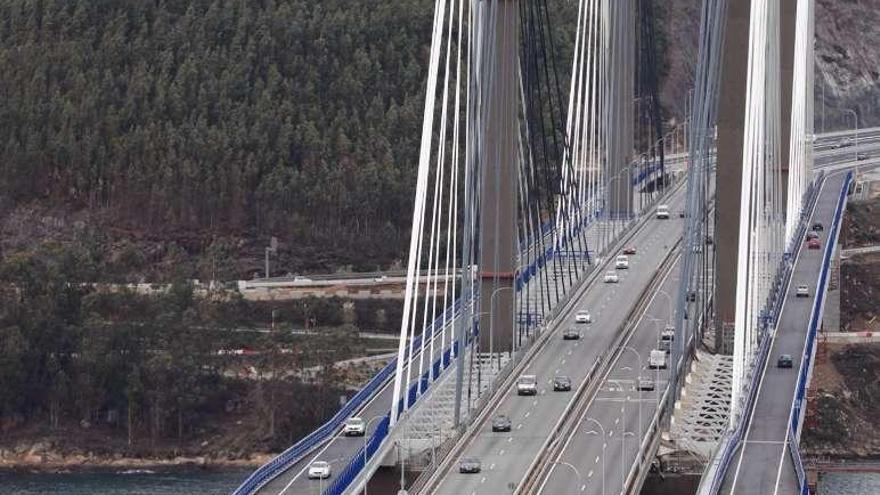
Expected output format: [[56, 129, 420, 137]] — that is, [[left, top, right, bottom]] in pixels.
[[562, 328, 581, 340], [491, 415, 512, 432], [806, 231, 819, 240], [777, 354, 794, 368], [807, 238, 821, 250], [857, 152, 869, 161], [553, 375, 572, 392], [811, 222, 824, 232], [623, 247, 637, 255], [687, 291, 697, 302], [459, 457, 482, 474]]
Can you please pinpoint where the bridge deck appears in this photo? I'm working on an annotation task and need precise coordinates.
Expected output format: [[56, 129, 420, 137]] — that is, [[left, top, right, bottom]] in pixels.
[[430, 187, 687, 495], [722, 172, 846, 495]]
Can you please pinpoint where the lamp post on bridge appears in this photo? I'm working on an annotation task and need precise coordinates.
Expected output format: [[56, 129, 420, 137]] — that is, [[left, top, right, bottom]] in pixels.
[[584, 417, 607, 495], [551, 460, 583, 492], [489, 286, 515, 371], [608, 378, 631, 490], [842, 108, 859, 172]]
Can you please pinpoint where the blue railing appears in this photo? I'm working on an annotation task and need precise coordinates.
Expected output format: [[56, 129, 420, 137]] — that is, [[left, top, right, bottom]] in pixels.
[[701, 172, 827, 495], [230, 296, 468, 495], [324, 342, 459, 495]]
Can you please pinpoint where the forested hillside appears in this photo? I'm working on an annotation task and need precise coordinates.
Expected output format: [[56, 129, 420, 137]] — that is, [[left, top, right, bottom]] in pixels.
[[1, 0, 436, 277]]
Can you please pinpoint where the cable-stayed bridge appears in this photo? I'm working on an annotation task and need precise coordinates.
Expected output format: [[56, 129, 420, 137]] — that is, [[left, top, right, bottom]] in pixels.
[[230, 1, 877, 495]]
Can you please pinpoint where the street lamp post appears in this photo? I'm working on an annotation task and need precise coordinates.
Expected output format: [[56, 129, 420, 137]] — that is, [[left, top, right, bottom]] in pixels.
[[843, 108, 859, 169], [621, 347, 644, 444], [489, 286, 514, 370], [608, 378, 629, 488], [585, 417, 607, 495], [551, 461, 583, 491]]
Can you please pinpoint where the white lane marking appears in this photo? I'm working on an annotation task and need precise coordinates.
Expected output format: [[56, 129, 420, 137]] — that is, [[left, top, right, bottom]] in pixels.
[[533, 400, 538, 406], [499, 449, 505, 455], [614, 417, 620, 425], [595, 456, 600, 464], [480, 476, 486, 483], [490, 463, 496, 470], [507, 437, 513, 443], [524, 412, 531, 418], [588, 470, 594, 478], [581, 484, 587, 491], [561, 359, 567, 365], [517, 424, 523, 430]]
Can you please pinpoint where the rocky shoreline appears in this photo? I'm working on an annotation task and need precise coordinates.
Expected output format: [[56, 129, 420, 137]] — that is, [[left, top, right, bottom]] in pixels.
[[0, 446, 270, 473]]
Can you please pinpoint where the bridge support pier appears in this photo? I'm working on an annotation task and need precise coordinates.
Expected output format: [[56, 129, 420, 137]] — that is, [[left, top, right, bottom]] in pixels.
[[477, 0, 519, 358]]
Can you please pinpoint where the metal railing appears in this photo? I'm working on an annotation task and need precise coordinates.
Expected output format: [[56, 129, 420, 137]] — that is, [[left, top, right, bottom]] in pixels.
[[230, 297, 468, 495]]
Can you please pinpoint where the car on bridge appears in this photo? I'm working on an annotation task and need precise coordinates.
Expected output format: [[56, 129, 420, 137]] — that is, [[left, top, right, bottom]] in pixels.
[[796, 285, 810, 298], [343, 417, 366, 436], [812, 222, 824, 232], [459, 457, 482, 474], [553, 375, 572, 392], [623, 246, 637, 255], [656, 204, 670, 219], [807, 238, 821, 249], [307, 460, 332, 479], [615, 255, 630, 269], [517, 375, 538, 395], [563, 327, 581, 340], [649, 349, 668, 369], [491, 414, 512, 432], [637, 378, 655, 391], [575, 310, 592, 323], [857, 152, 869, 161], [834, 137, 852, 149], [806, 231, 819, 240], [603, 271, 620, 283], [777, 354, 794, 369]]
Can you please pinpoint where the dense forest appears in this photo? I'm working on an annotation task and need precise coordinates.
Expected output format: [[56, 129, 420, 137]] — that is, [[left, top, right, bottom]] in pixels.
[[0, 239, 415, 453], [0, 0, 439, 277]]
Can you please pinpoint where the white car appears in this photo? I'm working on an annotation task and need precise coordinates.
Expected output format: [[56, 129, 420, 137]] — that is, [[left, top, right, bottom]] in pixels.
[[656, 205, 670, 219], [615, 255, 629, 269], [603, 271, 619, 283], [308, 460, 332, 479], [795, 285, 810, 298], [575, 310, 592, 324], [343, 417, 366, 436]]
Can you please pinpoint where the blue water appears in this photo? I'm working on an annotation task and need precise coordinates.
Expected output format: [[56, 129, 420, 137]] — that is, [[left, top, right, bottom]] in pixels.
[[819, 472, 880, 494], [0, 469, 249, 495]]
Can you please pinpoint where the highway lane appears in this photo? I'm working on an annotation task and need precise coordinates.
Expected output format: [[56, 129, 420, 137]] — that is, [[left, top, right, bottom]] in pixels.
[[430, 187, 687, 495], [722, 171, 847, 495], [537, 253, 682, 495], [255, 307, 462, 495]]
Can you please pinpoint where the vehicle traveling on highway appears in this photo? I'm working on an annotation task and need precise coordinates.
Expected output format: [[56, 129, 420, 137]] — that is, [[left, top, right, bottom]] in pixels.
[[795, 285, 810, 298], [553, 375, 572, 392], [656, 204, 670, 219], [806, 231, 819, 240], [307, 461, 331, 479], [575, 310, 592, 323], [777, 354, 794, 368], [562, 328, 581, 340], [637, 378, 655, 391], [623, 246, 637, 255], [459, 457, 482, 474], [649, 349, 668, 369], [343, 417, 366, 436], [604, 271, 620, 283], [807, 238, 821, 249], [516, 375, 538, 395], [857, 152, 869, 161], [812, 222, 824, 231], [491, 415, 512, 432], [615, 255, 630, 269]]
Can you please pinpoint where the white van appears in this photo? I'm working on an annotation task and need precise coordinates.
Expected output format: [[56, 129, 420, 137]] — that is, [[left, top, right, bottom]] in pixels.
[[649, 349, 668, 369]]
